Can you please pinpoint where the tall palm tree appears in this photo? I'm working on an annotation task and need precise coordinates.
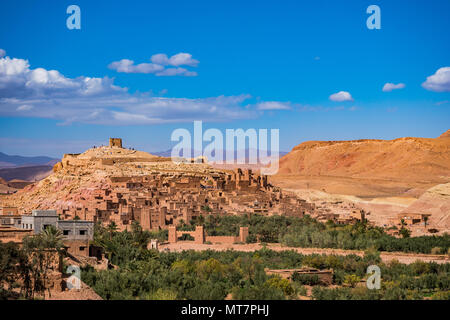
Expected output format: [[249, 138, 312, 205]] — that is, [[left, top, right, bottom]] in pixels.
[[423, 216, 429, 228], [41, 225, 64, 251], [22, 225, 64, 299], [107, 221, 118, 240]]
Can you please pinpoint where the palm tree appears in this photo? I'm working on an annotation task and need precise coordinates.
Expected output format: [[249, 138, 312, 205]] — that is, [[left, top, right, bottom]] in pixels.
[[197, 215, 205, 226], [92, 236, 115, 265], [22, 226, 64, 299], [41, 225, 64, 251], [107, 221, 118, 240], [423, 216, 429, 228]]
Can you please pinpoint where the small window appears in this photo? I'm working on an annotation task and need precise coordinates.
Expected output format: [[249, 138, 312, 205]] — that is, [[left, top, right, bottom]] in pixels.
[[79, 246, 85, 251], [79, 230, 87, 235], [63, 230, 70, 236]]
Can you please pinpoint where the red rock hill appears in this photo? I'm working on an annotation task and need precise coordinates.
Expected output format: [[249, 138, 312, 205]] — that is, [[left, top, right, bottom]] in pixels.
[[277, 131, 450, 184]]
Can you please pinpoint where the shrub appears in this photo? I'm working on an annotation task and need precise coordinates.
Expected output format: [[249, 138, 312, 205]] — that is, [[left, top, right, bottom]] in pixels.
[[343, 274, 361, 288]]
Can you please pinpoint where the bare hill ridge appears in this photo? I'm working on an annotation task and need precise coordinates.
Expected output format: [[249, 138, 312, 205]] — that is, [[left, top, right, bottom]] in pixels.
[[277, 132, 450, 184], [439, 129, 450, 139]]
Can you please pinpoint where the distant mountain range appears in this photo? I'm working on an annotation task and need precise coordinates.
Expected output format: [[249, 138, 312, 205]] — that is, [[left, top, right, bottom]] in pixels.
[[0, 152, 58, 168], [152, 149, 289, 160], [0, 152, 58, 184]]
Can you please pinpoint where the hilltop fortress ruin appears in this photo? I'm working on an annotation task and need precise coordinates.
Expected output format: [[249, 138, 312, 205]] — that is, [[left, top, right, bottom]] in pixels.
[[2, 138, 316, 233]]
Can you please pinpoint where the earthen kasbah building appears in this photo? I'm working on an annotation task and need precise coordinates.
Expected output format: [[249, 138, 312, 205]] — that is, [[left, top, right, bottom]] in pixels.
[[2, 138, 316, 234]]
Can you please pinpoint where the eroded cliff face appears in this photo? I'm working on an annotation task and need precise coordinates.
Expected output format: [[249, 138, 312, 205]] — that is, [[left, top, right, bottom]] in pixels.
[[277, 131, 450, 184]]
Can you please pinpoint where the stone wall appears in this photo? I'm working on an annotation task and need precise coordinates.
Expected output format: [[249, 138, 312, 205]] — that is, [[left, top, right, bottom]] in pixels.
[[169, 226, 249, 244], [205, 235, 239, 244], [64, 240, 90, 257], [205, 226, 249, 244], [0, 227, 32, 243], [169, 225, 204, 244]]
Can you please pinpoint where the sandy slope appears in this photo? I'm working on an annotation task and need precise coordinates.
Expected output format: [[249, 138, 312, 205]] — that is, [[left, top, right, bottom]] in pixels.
[[403, 183, 450, 230], [276, 132, 450, 196], [270, 131, 450, 230]]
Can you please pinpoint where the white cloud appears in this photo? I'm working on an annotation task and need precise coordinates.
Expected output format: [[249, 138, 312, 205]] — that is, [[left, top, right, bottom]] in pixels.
[[0, 49, 6, 58], [0, 53, 265, 125], [0, 56, 29, 76], [156, 67, 197, 77], [110, 53, 199, 76], [108, 59, 164, 74], [382, 82, 405, 92], [16, 104, 33, 111], [329, 91, 353, 102], [168, 53, 199, 67], [0, 55, 125, 99], [150, 54, 170, 65], [422, 67, 450, 92], [256, 101, 291, 110]]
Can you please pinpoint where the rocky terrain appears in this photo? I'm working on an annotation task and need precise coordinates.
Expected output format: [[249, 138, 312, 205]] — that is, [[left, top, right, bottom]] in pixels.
[[403, 183, 450, 231], [271, 130, 450, 233], [275, 130, 450, 197], [0, 177, 15, 194]]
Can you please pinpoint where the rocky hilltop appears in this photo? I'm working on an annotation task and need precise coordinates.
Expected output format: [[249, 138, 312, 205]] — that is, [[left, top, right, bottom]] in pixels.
[[269, 130, 450, 232], [277, 131, 450, 183], [2, 144, 218, 213], [439, 129, 450, 139]]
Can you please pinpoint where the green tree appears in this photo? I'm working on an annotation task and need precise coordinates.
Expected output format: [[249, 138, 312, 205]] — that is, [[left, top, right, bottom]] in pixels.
[[344, 274, 361, 288], [399, 227, 411, 239], [22, 227, 65, 299], [41, 225, 64, 250], [0, 242, 32, 299], [266, 277, 294, 296], [107, 221, 118, 239]]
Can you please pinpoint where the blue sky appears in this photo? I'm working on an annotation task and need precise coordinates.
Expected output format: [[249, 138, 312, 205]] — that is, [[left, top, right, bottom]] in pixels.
[[0, 0, 449, 157]]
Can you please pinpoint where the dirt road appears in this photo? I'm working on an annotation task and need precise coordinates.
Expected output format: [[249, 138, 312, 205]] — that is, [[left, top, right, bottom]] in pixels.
[[159, 242, 449, 265]]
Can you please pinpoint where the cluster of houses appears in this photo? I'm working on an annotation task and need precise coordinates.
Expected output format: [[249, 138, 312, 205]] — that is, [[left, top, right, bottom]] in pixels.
[[0, 209, 94, 257], [52, 168, 316, 233]]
